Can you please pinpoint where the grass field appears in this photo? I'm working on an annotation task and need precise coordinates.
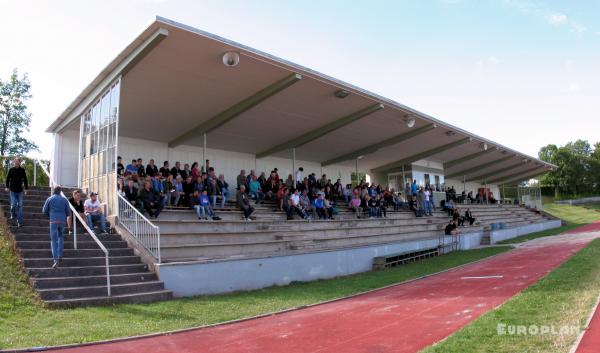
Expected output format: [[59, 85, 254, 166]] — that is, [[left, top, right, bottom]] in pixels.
[[0, 228, 510, 350], [497, 202, 600, 244], [423, 237, 600, 353]]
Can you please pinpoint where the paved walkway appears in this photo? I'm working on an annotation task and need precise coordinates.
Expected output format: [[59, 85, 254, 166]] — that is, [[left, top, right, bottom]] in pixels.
[[48, 228, 600, 353]]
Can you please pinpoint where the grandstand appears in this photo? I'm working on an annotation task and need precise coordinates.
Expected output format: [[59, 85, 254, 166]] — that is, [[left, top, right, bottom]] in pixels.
[[16, 16, 560, 305]]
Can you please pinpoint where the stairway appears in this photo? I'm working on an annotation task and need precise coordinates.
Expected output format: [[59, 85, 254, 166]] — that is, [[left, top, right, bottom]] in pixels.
[[0, 186, 172, 307]]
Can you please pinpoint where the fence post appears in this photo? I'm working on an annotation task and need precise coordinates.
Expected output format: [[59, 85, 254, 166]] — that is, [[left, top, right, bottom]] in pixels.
[[33, 160, 37, 187]]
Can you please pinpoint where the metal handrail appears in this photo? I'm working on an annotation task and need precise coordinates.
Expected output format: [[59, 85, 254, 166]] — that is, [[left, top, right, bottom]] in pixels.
[[35, 160, 111, 296], [117, 193, 161, 263]]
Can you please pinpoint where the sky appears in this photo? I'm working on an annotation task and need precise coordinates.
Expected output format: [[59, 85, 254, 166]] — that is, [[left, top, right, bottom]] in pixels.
[[1, 0, 599, 159]]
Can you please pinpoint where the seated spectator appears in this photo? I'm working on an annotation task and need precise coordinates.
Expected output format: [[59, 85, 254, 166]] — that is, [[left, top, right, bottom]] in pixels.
[[139, 181, 163, 219], [258, 172, 268, 193], [277, 185, 287, 212], [467, 191, 475, 203], [464, 208, 476, 226], [349, 195, 362, 218], [160, 161, 170, 178], [343, 184, 352, 204], [409, 195, 419, 217], [170, 161, 182, 178], [124, 179, 140, 209], [375, 194, 387, 218], [67, 190, 85, 234], [299, 190, 313, 219], [323, 196, 334, 220], [137, 158, 146, 177], [151, 173, 167, 206], [249, 175, 265, 204], [84, 192, 108, 234], [443, 199, 455, 216], [146, 159, 159, 178], [181, 163, 191, 179], [313, 194, 327, 220], [289, 189, 308, 220], [453, 208, 465, 226], [217, 174, 230, 208], [117, 156, 124, 176], [236, 185, 254, 220], [126, 159, 138, 175], [181, 176, 194, 207], [319, 174, 328, 188], [366, 195, 377, 218], [285, 174, 294, 189], [195, 189, 216, 220], [444, 219, 460, 236], [207, 178, 221, 208], [237, 169, 247, 191], [191, 162, 200, 181]]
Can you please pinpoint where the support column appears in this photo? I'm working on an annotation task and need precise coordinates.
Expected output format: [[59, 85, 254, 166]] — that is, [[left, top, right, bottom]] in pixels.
[[463, 175, 466, 194], [202, 133, 207, 173], [355, 158, 359, 186], [517, 186, 521, 206], [401, 165, 406, 186], [292, 147, 296, 184]]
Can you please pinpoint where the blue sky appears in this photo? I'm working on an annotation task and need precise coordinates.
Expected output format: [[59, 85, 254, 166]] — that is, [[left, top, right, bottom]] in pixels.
[[1, 0, 598, 158]]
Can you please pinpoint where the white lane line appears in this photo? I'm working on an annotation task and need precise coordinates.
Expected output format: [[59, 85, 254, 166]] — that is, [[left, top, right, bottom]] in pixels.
[[461, 275, 504, 279]]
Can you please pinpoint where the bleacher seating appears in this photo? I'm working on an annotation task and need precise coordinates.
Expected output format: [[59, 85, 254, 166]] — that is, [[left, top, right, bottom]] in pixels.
[[151, 199, 552, 263]]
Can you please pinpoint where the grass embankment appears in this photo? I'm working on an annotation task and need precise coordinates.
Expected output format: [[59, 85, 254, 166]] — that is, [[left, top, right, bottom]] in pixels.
[[498, 202, 600, 244], [423, 237, 600, 353], [0, 229, 509, 350]]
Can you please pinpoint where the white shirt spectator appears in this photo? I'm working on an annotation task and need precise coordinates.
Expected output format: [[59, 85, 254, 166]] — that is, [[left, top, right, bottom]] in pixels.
[[290, 193, 300, 206], [425, 190, 431, 201], [295, 169, 303, 182], [84, 199, 102, 214]]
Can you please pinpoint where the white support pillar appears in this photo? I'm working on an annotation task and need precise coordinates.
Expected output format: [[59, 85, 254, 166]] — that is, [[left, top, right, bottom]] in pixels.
[[292, 147, 296, 183], [355, 158, 359, 186], [401, 165, 406, 185], [202, 133, 207, 172], [463, 175, 466, 194]]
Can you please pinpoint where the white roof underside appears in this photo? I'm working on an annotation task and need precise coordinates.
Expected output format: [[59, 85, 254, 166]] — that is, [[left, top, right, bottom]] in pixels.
[[49, 16, 555, 184]]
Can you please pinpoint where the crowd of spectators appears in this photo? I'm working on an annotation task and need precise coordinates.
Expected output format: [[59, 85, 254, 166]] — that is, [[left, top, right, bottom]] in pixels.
[[115, 157, 481, 225]]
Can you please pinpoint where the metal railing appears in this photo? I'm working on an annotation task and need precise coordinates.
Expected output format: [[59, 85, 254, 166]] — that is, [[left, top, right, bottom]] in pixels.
[[117, 193, 161, 263], [35, 159, 112, 296]]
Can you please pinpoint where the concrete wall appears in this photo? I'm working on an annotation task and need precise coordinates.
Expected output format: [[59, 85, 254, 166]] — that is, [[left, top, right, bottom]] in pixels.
[[555, 196, 600, 205], [490, 219, 561, 243], [155, 220, 561, 297], [119, 136, 358, 187]]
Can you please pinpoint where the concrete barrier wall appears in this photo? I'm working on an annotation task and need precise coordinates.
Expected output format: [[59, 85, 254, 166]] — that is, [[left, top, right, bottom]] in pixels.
[[490, 220, 561, 243], [157, 220, 561, 297], [555, 197, 600, 205]]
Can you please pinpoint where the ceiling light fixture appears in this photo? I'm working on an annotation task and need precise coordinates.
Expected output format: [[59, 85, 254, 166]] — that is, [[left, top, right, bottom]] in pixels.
[[222, 52, 240, 67], [445, 131, 456, 137], [334, 90, 350, 99], [403, 115, 416, 128]]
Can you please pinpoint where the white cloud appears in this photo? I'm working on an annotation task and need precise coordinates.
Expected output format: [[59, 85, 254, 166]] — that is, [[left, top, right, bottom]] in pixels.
[[566, 83, 581, 92], [487, 56, 501, 65], [571, 22, 586, 34], [547, 12, 567, 25]]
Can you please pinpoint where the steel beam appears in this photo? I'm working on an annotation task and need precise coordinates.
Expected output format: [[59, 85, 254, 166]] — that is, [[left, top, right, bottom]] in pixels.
[[321, 124, 436, 167], [487, 166, 547, 184], [444, 155, 515, 180], [443, 147, 497, 169], [169, 73, 302, 148], [371, 137, 472, 173], [255, 103, 384, 159], [465, 161, 529, 182]]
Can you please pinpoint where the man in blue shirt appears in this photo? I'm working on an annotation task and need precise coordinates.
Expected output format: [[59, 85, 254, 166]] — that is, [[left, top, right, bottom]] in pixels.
[[42, 186, 71, 268]]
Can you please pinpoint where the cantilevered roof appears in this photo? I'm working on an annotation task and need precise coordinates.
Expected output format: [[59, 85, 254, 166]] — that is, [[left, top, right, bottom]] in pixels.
[[48, 16, 556, 184]]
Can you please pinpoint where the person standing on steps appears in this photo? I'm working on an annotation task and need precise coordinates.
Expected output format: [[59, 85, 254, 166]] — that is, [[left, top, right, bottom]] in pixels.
[[42, 186, 71, 268], [5, 157, 29, 227]]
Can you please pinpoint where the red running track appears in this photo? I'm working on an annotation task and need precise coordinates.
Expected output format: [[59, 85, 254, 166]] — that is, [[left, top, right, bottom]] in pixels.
[[50, 238, 592, 353], [576, 302, 600, 353]]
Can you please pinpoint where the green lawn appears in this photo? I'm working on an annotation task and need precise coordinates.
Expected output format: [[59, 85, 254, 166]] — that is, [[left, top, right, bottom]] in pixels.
[[579, 202, 600, 212], [422, 238, 600, 353], [498, 203, 600, 244], [0, 226, 510, 350]]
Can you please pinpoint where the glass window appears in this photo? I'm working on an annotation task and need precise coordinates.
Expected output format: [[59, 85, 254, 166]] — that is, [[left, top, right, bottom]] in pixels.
[[109, 81, 120, 124], [100, 92, 110, 127]]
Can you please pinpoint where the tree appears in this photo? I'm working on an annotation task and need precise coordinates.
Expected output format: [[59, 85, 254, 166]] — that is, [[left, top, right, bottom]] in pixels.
[[538, 139, 596, 196], [0, 69, 39, 156]]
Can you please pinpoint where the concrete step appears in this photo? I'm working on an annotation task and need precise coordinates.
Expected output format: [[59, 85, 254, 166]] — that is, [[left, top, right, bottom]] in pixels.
[[19, 248, 134, 259], [23, 256, 141, 268], [44, 289, 173, 308], [161, 239, 288, 260], [38, 281, 166, 301], [31, 272, 159, 289], [11, 233, 122, 242], [27, 263, 149, 278], [16, 240, 129, 249]]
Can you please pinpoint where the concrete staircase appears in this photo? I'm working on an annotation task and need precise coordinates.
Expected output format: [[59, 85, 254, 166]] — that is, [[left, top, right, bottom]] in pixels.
[[151, 199, 552, 263], [0, 186, 172, 307]]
